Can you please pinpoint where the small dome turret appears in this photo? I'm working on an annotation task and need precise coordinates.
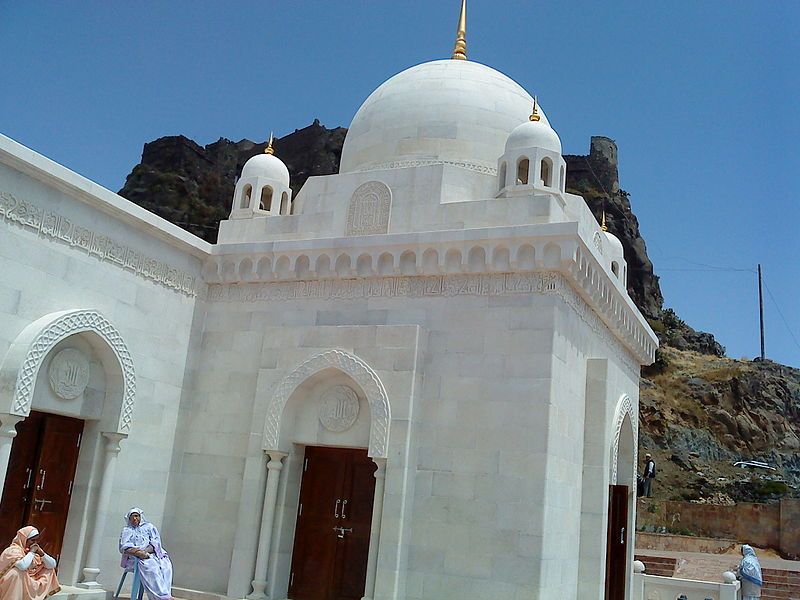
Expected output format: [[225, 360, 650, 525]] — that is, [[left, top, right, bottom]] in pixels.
[[229, 133, 294, 219], [241, 152, 290, 187], [601, 212, 627, 285], [505, 119, 562, 154], [496, 98, 567, 195]]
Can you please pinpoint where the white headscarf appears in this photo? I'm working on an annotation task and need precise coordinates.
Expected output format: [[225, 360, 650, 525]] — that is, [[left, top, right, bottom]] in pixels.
[[740, 544, 763, 587], [125, 507, 148, 527]]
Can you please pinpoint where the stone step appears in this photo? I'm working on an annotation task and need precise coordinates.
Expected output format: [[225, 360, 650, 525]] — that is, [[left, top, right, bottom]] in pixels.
[[762, 567, 800, 599], [634, 554, 676, 577]]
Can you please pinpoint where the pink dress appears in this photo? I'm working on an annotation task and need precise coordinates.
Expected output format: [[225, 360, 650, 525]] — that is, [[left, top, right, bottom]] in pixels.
[[0, 526, 60, 600]]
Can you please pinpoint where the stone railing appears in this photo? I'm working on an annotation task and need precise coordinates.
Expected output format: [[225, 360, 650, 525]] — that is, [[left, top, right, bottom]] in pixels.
[[632, 560, 741, 600]]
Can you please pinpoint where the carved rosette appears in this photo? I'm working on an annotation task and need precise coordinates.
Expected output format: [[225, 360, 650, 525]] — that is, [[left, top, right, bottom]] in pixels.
[[318, 385, 360, 432], [263, 349, 390, 458], [346, 181, 391, 236], [48, 348, 90, 400]]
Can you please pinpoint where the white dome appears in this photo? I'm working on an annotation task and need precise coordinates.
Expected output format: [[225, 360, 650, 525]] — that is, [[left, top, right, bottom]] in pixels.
[[241, 153, 290, 187], [505, 118, 562, 154], [604, 230, 624, 257], [340, 59, 546, 174]]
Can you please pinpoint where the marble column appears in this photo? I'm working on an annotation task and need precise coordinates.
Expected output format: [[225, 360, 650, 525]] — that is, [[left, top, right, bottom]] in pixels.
[[248, 450, 286, 600], [362, 457, 387, 600], [79, 432, 125, 588], [0, 413, 24, 492]]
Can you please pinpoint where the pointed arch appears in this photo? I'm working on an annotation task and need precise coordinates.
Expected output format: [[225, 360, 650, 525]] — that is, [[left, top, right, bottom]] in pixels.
[[262, 349, 390, 458], [0, 309, 136, 433], [610, 394, 637, 485]]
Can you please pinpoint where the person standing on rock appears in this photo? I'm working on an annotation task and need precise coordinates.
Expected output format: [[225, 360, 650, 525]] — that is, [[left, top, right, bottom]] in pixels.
[[642, 453, 656, 497]]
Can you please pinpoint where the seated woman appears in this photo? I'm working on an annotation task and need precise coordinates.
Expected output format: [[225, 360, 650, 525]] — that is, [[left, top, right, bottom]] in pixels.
[[0, 526, 60, 599], [119, 508, 173, 600]]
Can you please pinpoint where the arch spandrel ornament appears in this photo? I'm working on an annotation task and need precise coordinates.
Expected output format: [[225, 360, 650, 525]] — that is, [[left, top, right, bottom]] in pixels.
[[610, 394, 637, 485], [0, 309, 136, 433], [263, 349, 391, 458]]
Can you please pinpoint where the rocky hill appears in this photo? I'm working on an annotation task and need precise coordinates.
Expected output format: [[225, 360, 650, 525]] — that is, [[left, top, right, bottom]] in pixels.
[[118, 123, 798, 502]]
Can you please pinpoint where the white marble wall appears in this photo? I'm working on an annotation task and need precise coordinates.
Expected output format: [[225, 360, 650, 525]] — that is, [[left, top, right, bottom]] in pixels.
[[0, 158, 202, 588], [161, 269, 641, 599]]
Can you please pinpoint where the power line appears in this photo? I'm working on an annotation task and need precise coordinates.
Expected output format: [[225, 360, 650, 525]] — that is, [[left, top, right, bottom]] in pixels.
[[762, 277, 800, 353]]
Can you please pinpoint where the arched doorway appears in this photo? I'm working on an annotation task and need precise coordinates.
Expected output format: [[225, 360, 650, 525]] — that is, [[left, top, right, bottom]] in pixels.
[[606, 396, 636, 600], [243, 349, 391, 600], [0, 309, 136, 585]]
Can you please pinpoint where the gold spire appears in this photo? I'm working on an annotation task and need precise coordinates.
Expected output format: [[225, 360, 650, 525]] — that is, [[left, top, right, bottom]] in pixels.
[[601, 210, 608, 232], [451, 0, 467, 60], [265, 132, 274, 155], [529, 96, 541, 122]]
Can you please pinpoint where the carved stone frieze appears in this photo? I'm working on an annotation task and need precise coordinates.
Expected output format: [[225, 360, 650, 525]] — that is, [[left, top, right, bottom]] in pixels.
[[355, 159, 497, 176], [209, 270, 640, 375], [48, 348, 90, 400], [346, 181, 391, 236], [0, 191, 196, 296]]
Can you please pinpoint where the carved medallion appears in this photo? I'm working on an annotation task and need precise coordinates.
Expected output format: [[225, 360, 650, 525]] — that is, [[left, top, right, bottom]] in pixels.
[[593, 231, 604, 255], [48, 348, 90, 400], [345, 181, 391, 236], [319, 385, 360, 432]]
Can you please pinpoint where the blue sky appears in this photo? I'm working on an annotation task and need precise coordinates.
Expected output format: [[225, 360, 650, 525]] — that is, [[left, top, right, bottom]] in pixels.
[[2, 1, 798, 366]]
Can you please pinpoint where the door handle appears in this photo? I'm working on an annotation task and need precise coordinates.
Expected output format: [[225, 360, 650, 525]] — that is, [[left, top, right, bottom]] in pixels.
[[341, 499, 348, 519], [35, 498, 52, 512], [334, 499, 340, 518], [620, 527, 625, 544], [24, 468, 33, 489], [332, 526, 353, 539], [36, 469, 46, 491]]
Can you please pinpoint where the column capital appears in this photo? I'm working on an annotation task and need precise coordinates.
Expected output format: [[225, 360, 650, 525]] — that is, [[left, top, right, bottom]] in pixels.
[[0, 413, 25, 438], [372, 456, 387, 479], [101, 432, 126, 454], [264, 449, 287, 467]]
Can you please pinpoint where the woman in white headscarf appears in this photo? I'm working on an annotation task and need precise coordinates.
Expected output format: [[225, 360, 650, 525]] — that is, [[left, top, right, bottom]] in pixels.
[[737, 544, 763, 599], [119, 508, 173, 600]]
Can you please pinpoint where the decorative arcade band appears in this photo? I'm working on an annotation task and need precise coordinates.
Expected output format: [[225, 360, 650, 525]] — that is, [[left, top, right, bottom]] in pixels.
[[0, 508, 174, 600]]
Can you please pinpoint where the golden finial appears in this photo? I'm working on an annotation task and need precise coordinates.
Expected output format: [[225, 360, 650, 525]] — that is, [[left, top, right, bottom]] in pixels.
[[529, 96, 541, 122], [601, 210, 608, 232], [451, 0, 467, 60], [265, 132, 274, 155]]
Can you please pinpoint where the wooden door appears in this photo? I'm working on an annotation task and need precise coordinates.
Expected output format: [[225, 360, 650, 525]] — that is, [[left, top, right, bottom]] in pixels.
[[289, 446, 377, 600], [0, 411, 84, 561], [0, 412, 44, 546], [604, 484, 630, 600]]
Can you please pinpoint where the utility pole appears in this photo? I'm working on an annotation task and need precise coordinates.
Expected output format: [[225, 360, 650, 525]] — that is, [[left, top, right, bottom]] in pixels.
[[758, 264, 765, 360]]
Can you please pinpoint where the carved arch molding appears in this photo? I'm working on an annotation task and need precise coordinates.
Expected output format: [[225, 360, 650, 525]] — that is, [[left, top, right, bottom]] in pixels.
[[263, 349, 391, 458], [3, 309, 136, 433], [610, 394, 637, 486]]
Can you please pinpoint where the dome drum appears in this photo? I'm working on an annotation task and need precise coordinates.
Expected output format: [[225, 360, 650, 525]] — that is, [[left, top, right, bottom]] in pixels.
[[231, 173, 293, 219], [497, 147, 566, 196]]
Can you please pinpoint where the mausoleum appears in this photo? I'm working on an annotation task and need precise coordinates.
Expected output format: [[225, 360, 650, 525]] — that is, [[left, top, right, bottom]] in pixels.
[[0, 3, 657, 599]]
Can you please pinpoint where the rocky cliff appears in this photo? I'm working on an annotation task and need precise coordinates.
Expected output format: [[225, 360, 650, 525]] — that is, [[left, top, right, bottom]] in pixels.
[[119, 120, 345, 241], [118, 123, 797, 502]]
